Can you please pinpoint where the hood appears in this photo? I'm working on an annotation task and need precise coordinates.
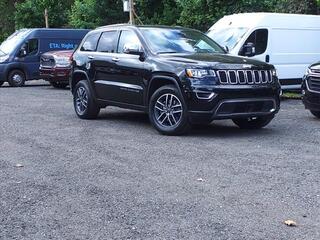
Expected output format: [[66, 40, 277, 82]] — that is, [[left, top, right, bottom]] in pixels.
[[159, 53, 272, 70], [42, 50, 73, 58], [310, 62, 320, 71]]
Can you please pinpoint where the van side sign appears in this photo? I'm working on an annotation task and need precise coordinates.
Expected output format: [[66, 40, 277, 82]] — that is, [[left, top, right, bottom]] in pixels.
[[49, 43, 77, 50]]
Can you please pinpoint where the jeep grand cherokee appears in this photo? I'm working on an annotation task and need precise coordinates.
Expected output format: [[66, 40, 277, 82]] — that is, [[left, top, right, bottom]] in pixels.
[[70, 25, 281, 135]]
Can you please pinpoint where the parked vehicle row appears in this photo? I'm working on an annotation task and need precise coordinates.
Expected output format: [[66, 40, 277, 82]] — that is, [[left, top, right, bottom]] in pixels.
[[1, 14, 320, 135], [0, 28, 89, 87]]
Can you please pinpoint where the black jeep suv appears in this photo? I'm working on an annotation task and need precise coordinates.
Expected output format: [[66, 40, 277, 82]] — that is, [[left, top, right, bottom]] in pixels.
[[302, 62, 320, 118], [70, 25, 281, 135]]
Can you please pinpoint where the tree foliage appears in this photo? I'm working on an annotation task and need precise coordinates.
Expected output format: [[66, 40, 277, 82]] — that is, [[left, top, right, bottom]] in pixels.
[[0, 0, 320, 42], [15, 0, 73, 29]]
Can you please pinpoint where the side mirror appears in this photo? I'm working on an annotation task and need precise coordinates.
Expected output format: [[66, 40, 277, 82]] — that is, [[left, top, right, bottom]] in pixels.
[[123, 43, 144, 56], [242, 42, 255, 57], [19, 48, 27, 57], [224, 46, 229, 53]]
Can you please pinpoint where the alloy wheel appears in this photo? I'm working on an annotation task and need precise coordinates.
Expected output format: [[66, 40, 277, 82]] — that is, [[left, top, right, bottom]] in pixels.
[[75, 86, 88, 115], [154, 93, 183, 127]]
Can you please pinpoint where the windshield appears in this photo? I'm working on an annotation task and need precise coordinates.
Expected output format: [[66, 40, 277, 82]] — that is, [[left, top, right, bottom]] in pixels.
[[0, 29, 31, 56], [140, 28, 225, 54], [207, 27, 248, 50]]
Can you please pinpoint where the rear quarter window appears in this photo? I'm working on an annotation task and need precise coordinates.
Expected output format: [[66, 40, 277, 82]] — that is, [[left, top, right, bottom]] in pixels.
[[97, 31, 118, 53], [80, 33, 101, 52]]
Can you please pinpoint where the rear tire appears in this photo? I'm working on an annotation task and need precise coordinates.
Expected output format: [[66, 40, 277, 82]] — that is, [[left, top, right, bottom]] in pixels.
[[51, 82, 68, 89], [149, 85, 190, 135], [310, 110, 320, 119], [232, 115, 274, 129], [0, 81, 4, 87], [73, 80, 100, 119], [7, 70, 25, 87]]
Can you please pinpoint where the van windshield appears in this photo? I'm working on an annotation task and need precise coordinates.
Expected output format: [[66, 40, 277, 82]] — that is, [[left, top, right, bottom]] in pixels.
[[140, 28, 225, 54], [207, 27, 248, 50], [0, 29, 31, 56]]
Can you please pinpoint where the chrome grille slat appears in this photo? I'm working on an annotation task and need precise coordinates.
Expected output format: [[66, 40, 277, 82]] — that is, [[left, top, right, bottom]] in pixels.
[[217, 69, 273, 85]]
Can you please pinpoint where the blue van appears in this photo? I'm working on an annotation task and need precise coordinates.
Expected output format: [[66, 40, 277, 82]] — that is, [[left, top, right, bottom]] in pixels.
[[0, 28, 89, 87]]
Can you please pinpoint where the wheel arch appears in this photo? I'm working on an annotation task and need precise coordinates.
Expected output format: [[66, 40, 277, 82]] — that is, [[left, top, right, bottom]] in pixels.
[[146, 75, 185, 106], [71, 70, 89, 93]]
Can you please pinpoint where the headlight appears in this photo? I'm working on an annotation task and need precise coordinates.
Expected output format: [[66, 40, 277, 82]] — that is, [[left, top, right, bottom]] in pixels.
[[186, 69, 216, 78], [54, 56, 71, 67], [271, 68, 277, 77], [0, 55, 9, 63]]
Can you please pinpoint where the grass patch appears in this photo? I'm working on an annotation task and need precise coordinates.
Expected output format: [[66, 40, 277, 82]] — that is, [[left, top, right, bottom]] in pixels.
[[281, 92, 302, 100]]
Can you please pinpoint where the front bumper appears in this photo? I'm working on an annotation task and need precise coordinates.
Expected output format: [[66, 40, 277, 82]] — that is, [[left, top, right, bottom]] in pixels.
[[302, 76, 320, 111], [0, 64, 6, 82], [185, 84, 281, 123], [40, 67, 71, 83]]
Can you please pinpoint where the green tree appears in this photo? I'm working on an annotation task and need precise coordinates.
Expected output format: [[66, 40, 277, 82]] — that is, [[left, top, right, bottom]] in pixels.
[[276, 0, 319, 14], [135, 0, 181, 25], [69, 0, 127, 29], [15, 0, 73, 29], [0, 0, 17, 42], [69, 0, 101, 28]]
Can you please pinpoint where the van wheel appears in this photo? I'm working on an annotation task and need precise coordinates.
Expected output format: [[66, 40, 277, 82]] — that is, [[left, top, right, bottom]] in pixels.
[[0, 81, 4, 87], [310, 110, 320, 119], [149, 85, 190, 135], [73, 80, 100, 119], [51, 82, 68, 89], [7, 70, 25, 87], [232, 115, 274, 129]]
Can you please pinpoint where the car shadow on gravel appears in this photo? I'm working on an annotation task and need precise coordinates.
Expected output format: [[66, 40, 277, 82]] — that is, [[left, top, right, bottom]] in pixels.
[[97, 109, 278, 137], [189, 122, 278, 138]]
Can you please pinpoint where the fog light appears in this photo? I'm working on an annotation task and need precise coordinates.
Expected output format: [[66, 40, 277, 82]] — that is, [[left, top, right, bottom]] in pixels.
[[196, 92, 215, 100]]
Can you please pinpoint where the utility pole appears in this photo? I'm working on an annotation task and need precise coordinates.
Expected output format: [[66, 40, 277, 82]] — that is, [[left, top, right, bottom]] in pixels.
[[44, 8, 49, 28], [129, 0, 134, 25]]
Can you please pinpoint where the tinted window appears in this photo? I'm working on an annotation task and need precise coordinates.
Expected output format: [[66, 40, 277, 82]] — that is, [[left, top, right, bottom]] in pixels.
[[97, 31, 118, 53], [27, 39, 38, 55], [117, 30, 142, 53], [240, 29, 268, 55], [81, 33, 100, 52]]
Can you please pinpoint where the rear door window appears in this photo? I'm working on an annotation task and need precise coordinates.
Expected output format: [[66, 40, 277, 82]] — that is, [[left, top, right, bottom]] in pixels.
[[117, 30, 142, 53], [81, 32, 100, 52], [240, 29, 268, 56], [97, 31, 118, 53]]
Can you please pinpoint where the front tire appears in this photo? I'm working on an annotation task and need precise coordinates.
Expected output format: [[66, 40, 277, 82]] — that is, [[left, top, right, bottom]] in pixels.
[[0, 81, 4, 87], [149, 85, 190, 135], [232, 115, 274, 129], [310, 110, 320, 119], [51, 82, 68, 89], [73, 80, 100, 119], [7, 70, 25, 87]]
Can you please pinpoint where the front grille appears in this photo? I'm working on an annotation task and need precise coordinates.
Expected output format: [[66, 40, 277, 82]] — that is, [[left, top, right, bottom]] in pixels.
[[308, 76, 320, 92], [40, 57, 55, 68], [216, 99, 276, 116], [217, 70, 273, 85]]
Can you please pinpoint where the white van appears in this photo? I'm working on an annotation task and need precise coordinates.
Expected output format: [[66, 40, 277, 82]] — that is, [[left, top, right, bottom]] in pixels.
[[207, 13, 320, 90]]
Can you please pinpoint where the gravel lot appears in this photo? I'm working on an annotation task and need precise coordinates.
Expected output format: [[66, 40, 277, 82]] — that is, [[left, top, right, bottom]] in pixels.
[[0, 80, 319, 240]]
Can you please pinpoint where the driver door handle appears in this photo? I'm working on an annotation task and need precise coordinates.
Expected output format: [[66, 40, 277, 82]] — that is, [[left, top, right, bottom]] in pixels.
[[112, 58, 120, 62]]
